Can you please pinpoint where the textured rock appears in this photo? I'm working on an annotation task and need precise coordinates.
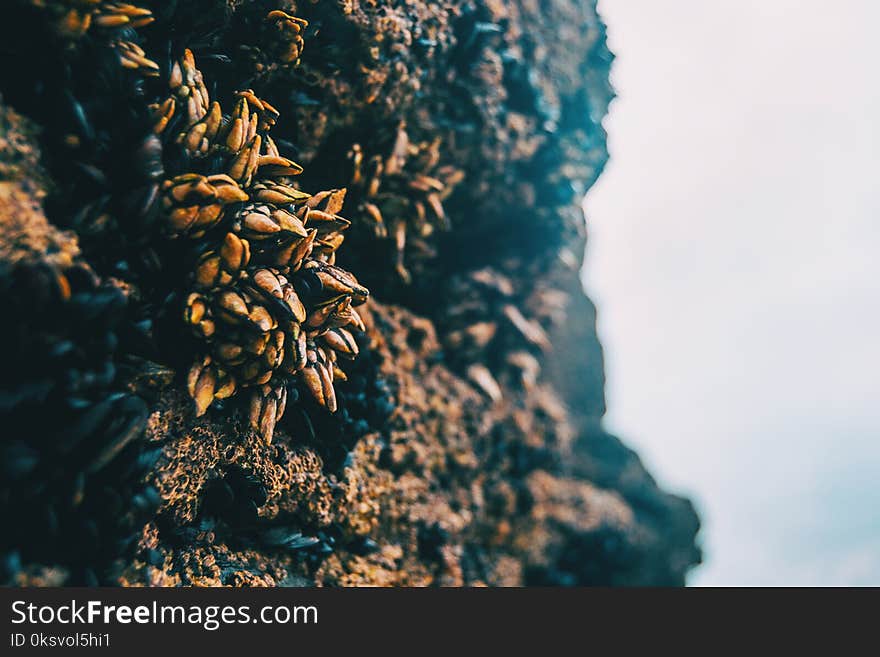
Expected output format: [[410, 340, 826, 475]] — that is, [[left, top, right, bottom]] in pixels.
[[0, 0, 700, 586]]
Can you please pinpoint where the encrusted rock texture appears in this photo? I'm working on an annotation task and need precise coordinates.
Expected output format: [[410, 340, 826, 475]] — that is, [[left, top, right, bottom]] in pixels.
[[0, 0, 701, 586]]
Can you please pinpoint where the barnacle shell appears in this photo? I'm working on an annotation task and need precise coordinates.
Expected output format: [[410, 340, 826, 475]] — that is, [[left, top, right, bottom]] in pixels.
[[248, 383, 287, 444], [250, 181, 310, 206], [114, 40, 159, 76], [161, 174, 248, 238]]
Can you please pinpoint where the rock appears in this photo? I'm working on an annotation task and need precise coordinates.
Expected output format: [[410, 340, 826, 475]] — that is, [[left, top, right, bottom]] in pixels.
[[0, 0, 700, 586]]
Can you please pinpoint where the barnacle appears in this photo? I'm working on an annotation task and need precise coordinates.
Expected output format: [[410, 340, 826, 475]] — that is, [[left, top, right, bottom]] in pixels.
[[347, 121, 464, 282], [161, 173, 249, 238], [176, 101, 223, 157], [149, 97, 175, 136], [193, 233, 251, 290], [235, 90, 280, 133]]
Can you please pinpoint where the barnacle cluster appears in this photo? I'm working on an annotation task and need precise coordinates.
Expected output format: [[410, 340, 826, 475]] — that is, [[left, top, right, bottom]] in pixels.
[[26, 0, 157, 84], [15, 1, 375, 446], [429, 265, 560, 407], [346, 121, 463, 283], [239, 9, 310, 77], [27, 0, 154, 40], [147, 41, 370, 443]]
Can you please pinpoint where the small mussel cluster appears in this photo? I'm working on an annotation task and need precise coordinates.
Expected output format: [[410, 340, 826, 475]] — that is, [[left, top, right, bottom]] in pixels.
[[0, 185, 158, 583], [346, 121, 463, 283], [153, 48, 370, 443]]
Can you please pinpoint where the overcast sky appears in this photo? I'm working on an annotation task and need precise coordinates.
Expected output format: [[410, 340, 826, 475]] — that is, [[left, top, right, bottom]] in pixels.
[[584, 0, 880, 585]]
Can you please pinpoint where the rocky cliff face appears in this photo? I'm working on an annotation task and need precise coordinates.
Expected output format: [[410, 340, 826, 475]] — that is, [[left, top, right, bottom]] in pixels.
[[0, 0, 700, 586]]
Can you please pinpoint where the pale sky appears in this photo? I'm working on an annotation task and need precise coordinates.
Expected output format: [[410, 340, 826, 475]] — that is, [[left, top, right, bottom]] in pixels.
[[584, 0, 880, 585]]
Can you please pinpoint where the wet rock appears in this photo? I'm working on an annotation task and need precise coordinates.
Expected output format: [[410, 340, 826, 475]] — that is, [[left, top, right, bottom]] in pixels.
[[0, 0, 700, 586]]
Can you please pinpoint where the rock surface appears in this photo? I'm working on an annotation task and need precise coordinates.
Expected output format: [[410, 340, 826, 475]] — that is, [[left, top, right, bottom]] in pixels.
[[0, 0, 700, 586]]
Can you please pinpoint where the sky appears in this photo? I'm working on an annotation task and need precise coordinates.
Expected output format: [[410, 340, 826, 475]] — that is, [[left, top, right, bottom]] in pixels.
[[583, 0, 880, 585]]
